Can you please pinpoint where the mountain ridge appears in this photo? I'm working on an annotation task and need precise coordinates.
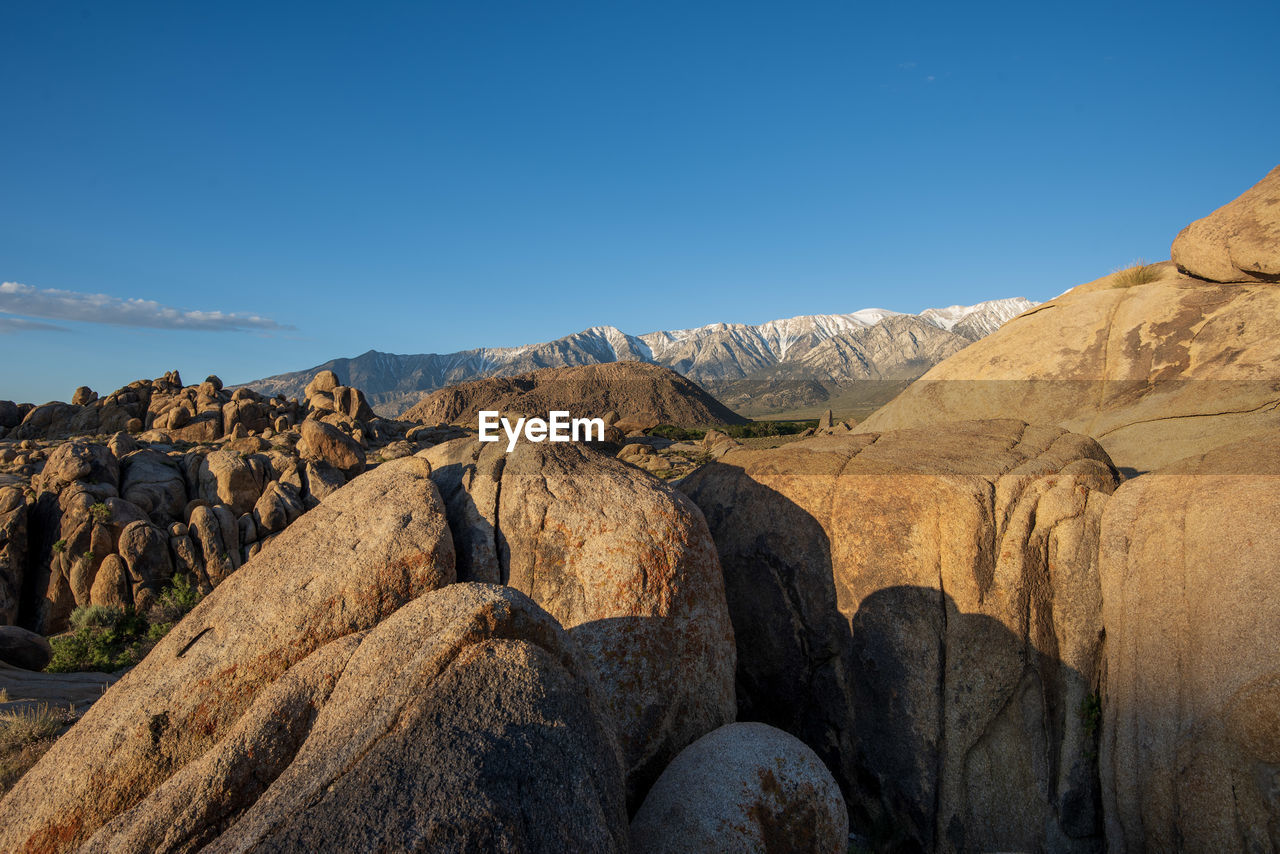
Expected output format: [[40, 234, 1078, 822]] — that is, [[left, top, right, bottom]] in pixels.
[[245, 298, 1037, 417]]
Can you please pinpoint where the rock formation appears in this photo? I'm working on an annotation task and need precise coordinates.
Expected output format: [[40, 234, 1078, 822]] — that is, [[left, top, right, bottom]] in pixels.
[[1099, 436, 1280, 851], [421, 438, 737, 804], [1172, 164, 1280, 283], [681, 420, 1119, 851], [630, 722, 848, 854], [0, 457, 457, 851], [857, 166, 1280, 474]]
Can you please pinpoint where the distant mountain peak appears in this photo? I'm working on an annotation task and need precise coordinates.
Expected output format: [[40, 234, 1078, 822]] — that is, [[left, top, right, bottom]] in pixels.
[[244, 297, 1037, 416]]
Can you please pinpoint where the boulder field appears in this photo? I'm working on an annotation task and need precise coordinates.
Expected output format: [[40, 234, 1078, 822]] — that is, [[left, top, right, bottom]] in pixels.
[[0, 369, 466, 635], [2, 167, 1278, 853]]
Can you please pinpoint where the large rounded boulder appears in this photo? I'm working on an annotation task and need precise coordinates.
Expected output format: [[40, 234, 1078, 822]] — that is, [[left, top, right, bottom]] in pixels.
[[422, 438, 736, 805], [681, 420, 1119, 852], [0, 456, 456, 852], [630, 722, 848, 854], [1099, 436, 1280, 852], [1172, 164, 1280, 283], [70, 584, 628, 853]]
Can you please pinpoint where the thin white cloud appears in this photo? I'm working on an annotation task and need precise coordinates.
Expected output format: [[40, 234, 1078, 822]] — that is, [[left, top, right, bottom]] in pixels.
[[0, 282, 293, 332], [0, 315, 68, 334]]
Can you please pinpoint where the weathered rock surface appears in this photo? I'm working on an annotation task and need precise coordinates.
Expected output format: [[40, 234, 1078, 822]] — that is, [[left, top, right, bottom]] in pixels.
[[0, 457, 455, 851], [67, 584, 627, 854], [298, 418, 366, 478], [630, 722, 848, 854], [34, 440, 120, 495], [1099, 436, 1280, 852], [857, 262, 1280, 473], [1172, 164, 1280, 283], [196, 449, 268, 517], [422, 438, 737, 804], [681, 420, 1119, 852]]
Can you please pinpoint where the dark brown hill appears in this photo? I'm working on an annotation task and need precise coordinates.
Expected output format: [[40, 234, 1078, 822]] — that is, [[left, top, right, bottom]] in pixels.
[[402, 362, 747, 427]]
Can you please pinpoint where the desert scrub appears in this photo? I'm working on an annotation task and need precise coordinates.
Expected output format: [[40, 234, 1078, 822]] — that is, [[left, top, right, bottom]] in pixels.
[[0, 703, 75, 795], [145, 574, 203, 637], [46, 605, 151, 673], [88, 502, 112, 523], [46, 577, 205, 673], [1112, 259, 1163, 287]]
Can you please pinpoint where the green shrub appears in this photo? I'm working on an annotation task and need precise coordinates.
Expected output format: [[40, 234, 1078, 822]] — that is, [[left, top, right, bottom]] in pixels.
[[47, 577, 205, 674], [88, 502, 112, 524], [650, 420, 818, 442], [649, 424, 706, 441], [724, 419, 817, 439], [51, 539, 66, 555], [145, 575, 203, 635], [47, 606, 151, 673]]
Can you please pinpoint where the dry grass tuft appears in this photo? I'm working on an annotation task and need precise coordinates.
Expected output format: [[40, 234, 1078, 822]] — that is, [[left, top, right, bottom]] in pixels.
[[0, 703, 75, 795], [1112, 259, 1164, 287]]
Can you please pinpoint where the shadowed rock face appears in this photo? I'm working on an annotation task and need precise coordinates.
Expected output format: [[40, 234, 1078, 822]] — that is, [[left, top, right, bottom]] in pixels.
[[422, 438, 737, 807], [0, 456, 456, 852], [681, 420, 1119, 852], [1100, 436, 1280, 852]]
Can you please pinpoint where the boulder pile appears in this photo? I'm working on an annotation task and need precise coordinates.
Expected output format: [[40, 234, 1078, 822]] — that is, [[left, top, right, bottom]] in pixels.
[[0, 370, 464, 635]]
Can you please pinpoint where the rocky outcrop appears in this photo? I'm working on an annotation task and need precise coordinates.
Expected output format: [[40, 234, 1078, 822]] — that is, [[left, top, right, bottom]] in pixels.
[[1099, 436, 1280, 851], [422, 438, 737, 805], [1, 369, 445, 629], [681, 420, 1119, 852], [119, 449, 186, 525], [0, 457, 456, 852], [298, 418, 366, 478], [858, 168, 1280, 474], [857, 263, 1280, 473], [403, 361, 747, 427], [65, 584, 627, 854], [630, 722, 848, 854], [1172, 164, 1280, 283]]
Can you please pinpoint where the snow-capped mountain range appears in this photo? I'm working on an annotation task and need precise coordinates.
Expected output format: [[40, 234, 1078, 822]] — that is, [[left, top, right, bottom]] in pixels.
[[246, 298, 1037, 416]]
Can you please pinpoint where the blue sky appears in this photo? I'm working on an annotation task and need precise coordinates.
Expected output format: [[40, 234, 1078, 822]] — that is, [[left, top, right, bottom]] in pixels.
[[2, 1, 1277, 403]]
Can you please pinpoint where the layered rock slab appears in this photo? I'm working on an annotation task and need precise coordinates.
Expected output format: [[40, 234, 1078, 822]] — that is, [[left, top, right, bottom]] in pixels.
[[680, 420, 1119, 852], [857, 265, 1280, 474], [1099, 436, 1280, 852], [0, 456, 455, 852], [421, 438, 736, 804]]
